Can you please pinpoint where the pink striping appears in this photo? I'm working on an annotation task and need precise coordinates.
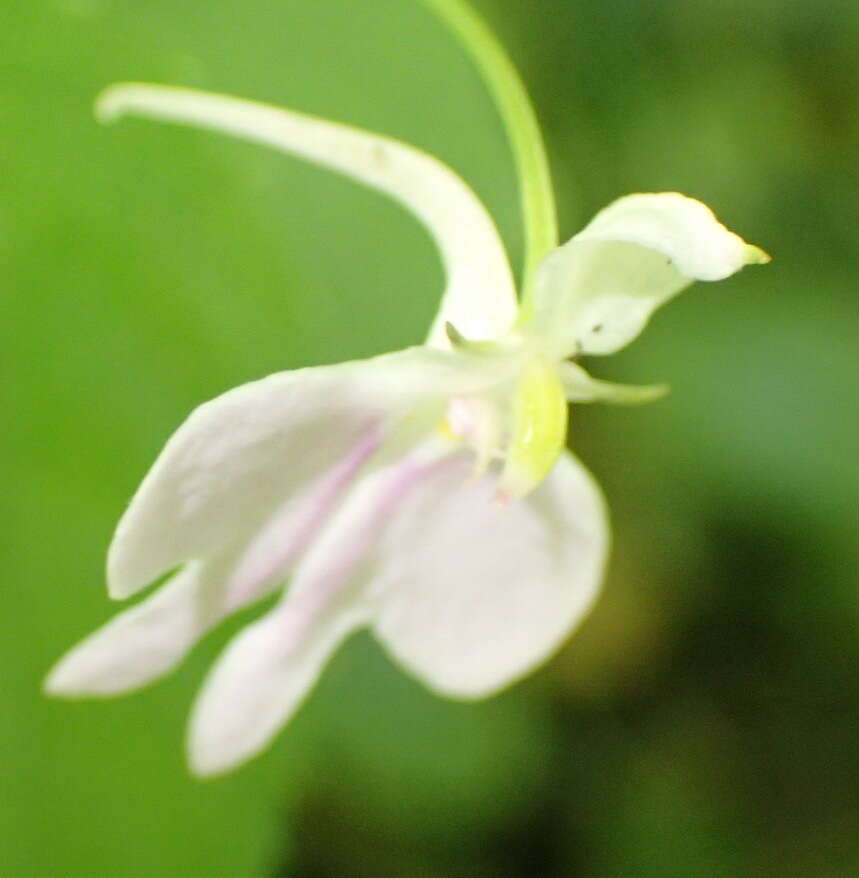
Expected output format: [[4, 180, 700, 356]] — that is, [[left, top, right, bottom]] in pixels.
[[225, 425, 384, 610], [280, 448, 458, 628]]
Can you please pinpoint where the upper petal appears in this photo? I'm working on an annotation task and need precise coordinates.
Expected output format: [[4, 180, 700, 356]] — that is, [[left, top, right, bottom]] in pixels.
[[371, 450, 609, 698], [107, 347, 488, 599], [97, 83, 518, 346], [531, 192, 769, 356]]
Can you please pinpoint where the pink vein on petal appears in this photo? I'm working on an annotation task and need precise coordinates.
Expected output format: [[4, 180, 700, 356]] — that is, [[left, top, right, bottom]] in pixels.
[[284, 447, 458, 623], [225, 425, 384, 610]]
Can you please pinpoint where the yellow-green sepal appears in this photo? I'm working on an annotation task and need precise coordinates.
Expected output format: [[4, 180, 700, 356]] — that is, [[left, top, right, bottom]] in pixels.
[[560, 361, 669, 405], [500, 357, 568, 499]]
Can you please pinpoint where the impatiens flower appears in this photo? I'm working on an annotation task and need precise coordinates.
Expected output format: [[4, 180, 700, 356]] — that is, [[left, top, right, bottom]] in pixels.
[[45, 0, 769, 777]]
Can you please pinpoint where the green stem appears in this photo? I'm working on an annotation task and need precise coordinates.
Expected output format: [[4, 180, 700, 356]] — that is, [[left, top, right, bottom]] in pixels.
[[421, 0, 558, 308]]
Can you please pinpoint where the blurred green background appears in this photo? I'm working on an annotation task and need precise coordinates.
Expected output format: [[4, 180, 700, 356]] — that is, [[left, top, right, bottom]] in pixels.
[[2, 0, 857, 875]]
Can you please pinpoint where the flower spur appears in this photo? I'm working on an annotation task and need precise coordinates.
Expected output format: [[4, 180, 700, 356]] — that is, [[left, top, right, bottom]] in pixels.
[[45, 1, 768, 776]]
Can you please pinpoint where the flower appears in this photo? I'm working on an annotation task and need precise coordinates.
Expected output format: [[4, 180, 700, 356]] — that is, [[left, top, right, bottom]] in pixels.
[[44, 7, 768, 777]]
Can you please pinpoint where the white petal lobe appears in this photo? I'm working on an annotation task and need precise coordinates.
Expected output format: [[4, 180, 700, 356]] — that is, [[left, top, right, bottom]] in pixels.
[[371, 451, 609, 697], [45, 429, 391, 698], [45, 561, 221, 697], [187, 599, 367, 777], [184, 447, 445, 775], [106, 348, 474, 599], [97, 83, 517, 347]]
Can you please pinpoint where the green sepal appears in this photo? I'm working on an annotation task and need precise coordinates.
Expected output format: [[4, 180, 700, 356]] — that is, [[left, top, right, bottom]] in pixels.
[[500, 357, 568, 498], [560, 361, 669, 405]]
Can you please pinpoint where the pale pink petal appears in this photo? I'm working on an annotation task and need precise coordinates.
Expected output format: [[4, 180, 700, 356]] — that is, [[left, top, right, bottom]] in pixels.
[[224, 427, 382, 608], [186, 445, 608, 774], [186, 599, 368, 777], [45, 560, 221, 697], [45, 431, 381, 697], [107, 347, 483, 599], [186, 447, 442, 775], [371, 451, 609, 698]]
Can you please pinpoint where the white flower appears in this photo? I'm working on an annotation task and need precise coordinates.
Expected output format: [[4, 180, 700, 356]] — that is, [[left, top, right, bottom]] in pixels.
[[44, 34, 767, 777]]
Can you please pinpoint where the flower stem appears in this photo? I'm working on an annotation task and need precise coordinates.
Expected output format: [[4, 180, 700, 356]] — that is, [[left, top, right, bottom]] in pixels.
[[421, 0, 558, 308]]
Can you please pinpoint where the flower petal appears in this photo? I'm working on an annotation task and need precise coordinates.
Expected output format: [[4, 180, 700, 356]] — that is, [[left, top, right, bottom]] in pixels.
[[185, 445, 445, 775], [107, 347, 485, 599], [187, 442, 607, 774], [186, 597, 368, 777], [532, 192, 770, 356], [97, 83, 518, 346], [44, 560, 225, 697], [45, 431, 384, 698], [371, 450, 608, 698]]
